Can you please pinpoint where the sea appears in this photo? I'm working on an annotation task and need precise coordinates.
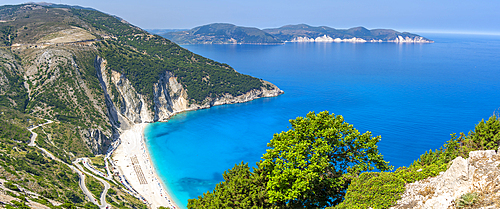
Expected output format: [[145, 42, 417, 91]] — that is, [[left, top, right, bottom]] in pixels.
[[145, 33, 500, 208]]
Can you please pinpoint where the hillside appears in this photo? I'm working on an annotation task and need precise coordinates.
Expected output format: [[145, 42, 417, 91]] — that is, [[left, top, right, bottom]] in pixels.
[[162, 23, 282, 44], [0, 3, 282, 208], [161, 23, 433, 45], [264, 24, 433, 43]]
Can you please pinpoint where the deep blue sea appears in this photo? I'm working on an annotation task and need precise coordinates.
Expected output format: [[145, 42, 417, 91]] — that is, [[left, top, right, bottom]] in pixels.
[[145, 33, 500, 208]]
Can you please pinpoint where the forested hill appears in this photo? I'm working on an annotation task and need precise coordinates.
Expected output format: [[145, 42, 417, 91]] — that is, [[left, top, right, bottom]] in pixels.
[[160, 23, 433, 44], [264, 24, 433, 43], [162, 23, 282, 45], [0, 3, 281, 208]]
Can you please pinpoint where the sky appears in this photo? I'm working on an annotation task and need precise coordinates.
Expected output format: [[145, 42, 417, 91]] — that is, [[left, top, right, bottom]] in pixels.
[[2, 0, 500, 34]]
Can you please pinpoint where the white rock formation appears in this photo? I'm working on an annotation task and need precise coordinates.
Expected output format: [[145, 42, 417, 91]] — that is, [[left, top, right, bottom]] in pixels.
[[95, 56, 284, 131], [290, 35, 433, 43], [389, 35, 434, 43], [291, 35, 367, 43], [392, 149, 500, 209]]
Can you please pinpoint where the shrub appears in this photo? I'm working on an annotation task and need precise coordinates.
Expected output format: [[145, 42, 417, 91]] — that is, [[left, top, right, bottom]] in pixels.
[[335, 172, 405, 209], [456, 192, 479, 208]]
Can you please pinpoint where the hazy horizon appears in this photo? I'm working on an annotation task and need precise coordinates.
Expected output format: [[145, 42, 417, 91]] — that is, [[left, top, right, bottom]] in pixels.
[[3, 0, 500, 35]]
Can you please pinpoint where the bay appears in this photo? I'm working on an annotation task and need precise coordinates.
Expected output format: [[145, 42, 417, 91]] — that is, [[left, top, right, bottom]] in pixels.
[[145, 33, 500, 208]]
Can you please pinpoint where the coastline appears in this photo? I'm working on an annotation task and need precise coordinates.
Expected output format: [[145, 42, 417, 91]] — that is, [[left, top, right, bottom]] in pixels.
[[110, 84, 284, 209], [112, 123, 179, 209]]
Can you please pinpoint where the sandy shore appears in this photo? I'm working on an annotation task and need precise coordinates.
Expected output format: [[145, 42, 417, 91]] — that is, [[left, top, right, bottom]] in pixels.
[[112, 123, 179, 209]]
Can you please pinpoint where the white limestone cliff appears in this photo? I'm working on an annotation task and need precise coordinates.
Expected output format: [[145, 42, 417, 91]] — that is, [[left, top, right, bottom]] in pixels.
[[388, 35, 434, 43], [95, 56, 284, 131], [290, 35, 433, 43]]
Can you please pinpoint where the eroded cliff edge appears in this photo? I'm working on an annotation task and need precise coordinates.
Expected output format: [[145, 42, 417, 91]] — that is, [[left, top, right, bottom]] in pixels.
[[95, 56, 283, 131], [392, 149, 500, 209]]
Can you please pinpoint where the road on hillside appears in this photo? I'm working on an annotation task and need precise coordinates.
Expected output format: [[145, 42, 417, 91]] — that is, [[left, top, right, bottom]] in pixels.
[[27, 120, 53, 146], [71, 164, 101, 206], [26, 119, 109, 208], [74, 161, 110, 209]]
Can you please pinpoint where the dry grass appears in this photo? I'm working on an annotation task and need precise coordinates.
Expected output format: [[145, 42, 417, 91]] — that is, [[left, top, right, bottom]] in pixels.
[[37, 26, 95, 44], [418, 186, 435, 197]]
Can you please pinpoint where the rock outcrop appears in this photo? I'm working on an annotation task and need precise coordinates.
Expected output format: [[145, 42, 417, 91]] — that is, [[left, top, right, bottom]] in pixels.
[[95, 56, 284, 130], [290, 35, 433, 43], [392, 149, 500, 209]]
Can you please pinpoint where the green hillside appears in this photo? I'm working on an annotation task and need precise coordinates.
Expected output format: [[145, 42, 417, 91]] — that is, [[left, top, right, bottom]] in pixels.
[[0, 3, 278, 208], [161, 23, 433, 44], [162, 23, 283, 45]]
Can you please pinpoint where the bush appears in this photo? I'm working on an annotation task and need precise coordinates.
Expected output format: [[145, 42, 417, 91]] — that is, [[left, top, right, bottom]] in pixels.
[[456, 192, 479, 208], [4, 181, 19, 191], [335, 113, 500, 208], [335, 172, 405, 209]]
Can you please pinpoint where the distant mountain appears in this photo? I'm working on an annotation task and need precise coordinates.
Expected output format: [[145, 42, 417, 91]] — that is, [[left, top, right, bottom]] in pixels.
[[146, 29, 188, 35], [161, 23, 282, 44], [161, 23, 433, 44], [264, 24, 433, 43]]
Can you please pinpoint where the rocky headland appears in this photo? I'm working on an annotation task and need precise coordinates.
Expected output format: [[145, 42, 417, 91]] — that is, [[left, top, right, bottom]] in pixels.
[[161, 23, 433, 45]]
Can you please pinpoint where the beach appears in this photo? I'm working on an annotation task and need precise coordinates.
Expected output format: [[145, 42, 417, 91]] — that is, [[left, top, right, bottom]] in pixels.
[[112, 123, 179, 209]]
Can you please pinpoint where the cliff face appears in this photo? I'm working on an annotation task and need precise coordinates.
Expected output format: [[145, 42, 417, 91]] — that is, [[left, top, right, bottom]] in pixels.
[[0, 4, 284, 158], [95, 56, 283, 130], [290, 35, 433, 43], [393, 149, 500, 209]]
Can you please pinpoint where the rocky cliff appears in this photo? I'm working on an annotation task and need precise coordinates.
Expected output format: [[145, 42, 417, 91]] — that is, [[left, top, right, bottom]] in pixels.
[[393, 149, 500, 209], [290, 35, 433, 43], [95, 56, 283, 131]]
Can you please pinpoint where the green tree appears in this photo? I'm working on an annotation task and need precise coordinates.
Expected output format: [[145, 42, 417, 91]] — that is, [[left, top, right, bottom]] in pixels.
[[467, 114, 500, 150], [188, 111, 391, 208], [261, 111, 391, 208], [187, 162, 270, 209]]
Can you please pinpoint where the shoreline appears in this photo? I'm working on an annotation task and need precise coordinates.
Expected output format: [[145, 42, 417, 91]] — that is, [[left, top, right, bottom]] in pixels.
[[109, 87, 284, 209], [112, 123, 179, 209]]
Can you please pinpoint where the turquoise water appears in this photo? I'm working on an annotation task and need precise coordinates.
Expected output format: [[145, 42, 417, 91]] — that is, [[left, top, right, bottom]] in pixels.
[[145, 33, 500, 208]]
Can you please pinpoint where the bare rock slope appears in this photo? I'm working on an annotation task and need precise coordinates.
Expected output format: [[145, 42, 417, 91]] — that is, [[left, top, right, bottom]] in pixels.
[[393, 149, 500, 209]]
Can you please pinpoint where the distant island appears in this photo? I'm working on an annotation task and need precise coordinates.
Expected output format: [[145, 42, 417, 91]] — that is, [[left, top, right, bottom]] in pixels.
[[159, 23, 434, 45]]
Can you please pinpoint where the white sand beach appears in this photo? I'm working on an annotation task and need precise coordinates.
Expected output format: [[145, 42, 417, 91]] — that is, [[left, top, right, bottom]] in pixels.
[[112, 123, 179, 209]]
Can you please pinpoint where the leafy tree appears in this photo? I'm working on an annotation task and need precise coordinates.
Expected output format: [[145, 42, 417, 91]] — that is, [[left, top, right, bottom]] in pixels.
[[261, 111, 391, 207], [188, 111, 390, 208], [465, 114, 500, 151], [187, 162, 270, 209]]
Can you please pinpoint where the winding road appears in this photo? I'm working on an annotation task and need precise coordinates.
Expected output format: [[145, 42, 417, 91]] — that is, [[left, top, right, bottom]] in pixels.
[[27, 119, 53, 147], [74, 159, 110, 208], [27, 119, 110, 208]]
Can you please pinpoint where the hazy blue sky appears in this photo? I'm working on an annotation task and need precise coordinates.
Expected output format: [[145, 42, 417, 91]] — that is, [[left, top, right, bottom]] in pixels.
[[3, 0, 500, 34]]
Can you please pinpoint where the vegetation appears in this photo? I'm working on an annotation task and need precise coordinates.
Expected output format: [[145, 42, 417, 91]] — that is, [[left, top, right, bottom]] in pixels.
[[335, 114, 500, 208], [85, 177, 103, 199], [188, 113, 500, 209], [334, 172, 405, 209], [68, 8, 266, 104], [96, 35, 263, 103], [0, 25, 15, 46], [188, 111, 391, 208], [33, 122, 94, 163], [0, 55, 28, 111], [162, 23, 433, 45], [163, 23, 282, 44], [456, 192, 479, 208], [0, 3, 493, 209], [0, 123, 86, 205]]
